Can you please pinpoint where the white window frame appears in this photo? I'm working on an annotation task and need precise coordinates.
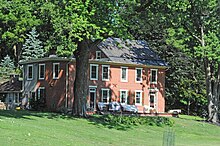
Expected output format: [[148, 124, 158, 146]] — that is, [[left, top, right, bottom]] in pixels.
[[102, 65, 110, 81], [53, 63, 60, 79], [90, 64, 98, 80], [135, 90, 143, 105], [135, 68, 143, 83], [96, 51, 101, 59], [27, 64, 33, 80], [37, 87, 45, 100], [101, 88, 110, 103], [120, 89, 128, 104], [39, 64, 45, 80], [150, 69, 158, 84], [121, 67, 128, 82]]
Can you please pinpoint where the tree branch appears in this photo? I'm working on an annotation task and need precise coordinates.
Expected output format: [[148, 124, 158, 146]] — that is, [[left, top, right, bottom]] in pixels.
[[182, 23, 202, 44]]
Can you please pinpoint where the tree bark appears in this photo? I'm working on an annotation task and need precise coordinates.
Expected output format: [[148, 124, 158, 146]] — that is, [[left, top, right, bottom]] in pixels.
[[72, 39, 90, 117], [200, 24, 219, 123], [204, 58, 219, 123], [72, 39, 101, 117]]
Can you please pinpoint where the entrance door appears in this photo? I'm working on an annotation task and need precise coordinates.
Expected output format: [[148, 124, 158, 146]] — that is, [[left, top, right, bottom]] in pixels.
[[89, 87, 96, 111], [149, 92, 157, 109]]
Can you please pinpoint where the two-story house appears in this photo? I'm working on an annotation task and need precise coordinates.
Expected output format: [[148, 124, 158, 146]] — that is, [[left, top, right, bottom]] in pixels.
[[19, 38, 167, 113]]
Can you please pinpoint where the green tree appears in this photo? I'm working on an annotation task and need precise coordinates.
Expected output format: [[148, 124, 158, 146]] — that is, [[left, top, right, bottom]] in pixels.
[[21, 27, 45, 61], [0, 55, 15, 79], [0, 0, 41, 64], [165, 0, 220, 123]]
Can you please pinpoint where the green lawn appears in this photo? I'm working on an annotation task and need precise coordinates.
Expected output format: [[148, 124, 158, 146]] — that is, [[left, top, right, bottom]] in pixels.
[[0, 111, 219, 146]]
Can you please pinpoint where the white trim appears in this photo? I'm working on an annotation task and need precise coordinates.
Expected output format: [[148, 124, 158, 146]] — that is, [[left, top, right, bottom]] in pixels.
[[96, 51, 101, 59], [89, 87, 97, 110], [37, 87, 45, 100], [135, 90, 143, 105], [90, 64, 99, 80], [27, 64, 33, 80], [102, 65, 110, 81], [135, 68, 143, 83], [89, 86, 97, 93], [53, 63, 60, 79], [149, 88, 159, 92], [121, 66, 128, 82], [38, 64, 45, 80], [120, 89, 128, 104], [101, 88, 110, 103], [149, 91, 157, 110], [89, 85, 97, 88], [150, 69, 158, 84]]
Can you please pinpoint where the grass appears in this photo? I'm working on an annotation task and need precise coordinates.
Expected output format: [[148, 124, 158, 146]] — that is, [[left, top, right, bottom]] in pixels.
[[0, 110, 220, 146]]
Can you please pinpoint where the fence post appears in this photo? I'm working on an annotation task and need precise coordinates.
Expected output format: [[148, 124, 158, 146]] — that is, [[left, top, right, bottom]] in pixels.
[[163, 128, 175, 146]]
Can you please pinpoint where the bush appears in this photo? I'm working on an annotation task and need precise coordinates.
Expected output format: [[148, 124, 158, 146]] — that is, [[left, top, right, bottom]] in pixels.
[[101, 114, 174, 127]]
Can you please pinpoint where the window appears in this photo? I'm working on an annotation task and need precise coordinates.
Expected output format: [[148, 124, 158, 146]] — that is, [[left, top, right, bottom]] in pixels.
[[53, 63, 59, 79], [121, 67, 128, 82], [96, 51, 101, 59], [136, 68, 142, 82], [135, 90, 142, 105], [39, 64, 45, 80], [101, 88, 110, 103], [150, 69, 158, 84], [27, 65, 33, 80], [37, 87, 45, 102], [120, 90, 128, 104], [102, 65, 110, 81], [90, 64, 98, 80]]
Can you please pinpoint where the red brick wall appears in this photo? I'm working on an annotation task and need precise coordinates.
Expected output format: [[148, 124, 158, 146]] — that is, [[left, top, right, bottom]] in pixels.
[[87, 63, 166, 113], [37, 61, 68, 111], [34, 60, 165, 113]]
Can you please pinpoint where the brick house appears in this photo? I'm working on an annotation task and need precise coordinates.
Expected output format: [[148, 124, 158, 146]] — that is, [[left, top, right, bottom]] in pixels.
[[19, 38, 167, 113]]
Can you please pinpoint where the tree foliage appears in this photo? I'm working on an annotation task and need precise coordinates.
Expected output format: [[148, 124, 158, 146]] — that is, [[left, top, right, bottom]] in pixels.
[[0, 55, 15, 79], [0, 0, 41, 63], [164, 0, 220, 122], [21, 27, 44, 61]]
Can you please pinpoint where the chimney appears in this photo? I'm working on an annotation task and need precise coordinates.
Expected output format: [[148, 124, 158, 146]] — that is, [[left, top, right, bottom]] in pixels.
[[10, 74, 19, 83], [48, 47, 57, 58]]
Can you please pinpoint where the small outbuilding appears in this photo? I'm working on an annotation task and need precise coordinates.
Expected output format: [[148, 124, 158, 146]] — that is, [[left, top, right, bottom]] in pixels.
[[0, 74, 22, 109]]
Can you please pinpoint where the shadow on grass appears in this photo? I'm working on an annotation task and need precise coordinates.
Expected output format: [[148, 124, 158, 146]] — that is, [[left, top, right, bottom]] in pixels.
[[0, 110, 131, 130], [0, 110, 77, 121]]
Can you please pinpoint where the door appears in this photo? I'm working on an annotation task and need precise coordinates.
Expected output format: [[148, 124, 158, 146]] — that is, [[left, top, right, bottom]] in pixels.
[[89, 87, 96, 111], [149, 92, 157, 109]]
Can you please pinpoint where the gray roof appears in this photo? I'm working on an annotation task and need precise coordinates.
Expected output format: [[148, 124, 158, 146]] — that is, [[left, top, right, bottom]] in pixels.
[[0, 77, 22, 93], [98, 38, 167, 67]]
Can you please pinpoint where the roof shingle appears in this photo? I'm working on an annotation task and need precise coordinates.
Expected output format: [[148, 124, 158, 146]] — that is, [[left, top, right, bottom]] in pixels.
[[98, 38, 167, 66]]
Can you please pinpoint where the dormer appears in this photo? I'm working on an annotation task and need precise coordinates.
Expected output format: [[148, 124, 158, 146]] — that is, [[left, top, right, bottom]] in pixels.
[[96, 51, 101, 59]]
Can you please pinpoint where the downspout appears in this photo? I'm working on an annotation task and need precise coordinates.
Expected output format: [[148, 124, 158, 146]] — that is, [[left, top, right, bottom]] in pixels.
[[65, 59, 72, 108], [22, 65, 25, 97]]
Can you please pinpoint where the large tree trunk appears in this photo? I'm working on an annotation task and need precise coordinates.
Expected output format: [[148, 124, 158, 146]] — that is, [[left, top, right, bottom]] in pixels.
[[72, 39, 101, 117], [204, 58, 220, 123], [72, 40, 90, 117], [200, 25, 219, 123]]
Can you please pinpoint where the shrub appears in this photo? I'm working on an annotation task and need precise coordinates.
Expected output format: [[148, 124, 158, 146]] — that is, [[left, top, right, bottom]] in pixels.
[[101, 114, 174, 127]]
